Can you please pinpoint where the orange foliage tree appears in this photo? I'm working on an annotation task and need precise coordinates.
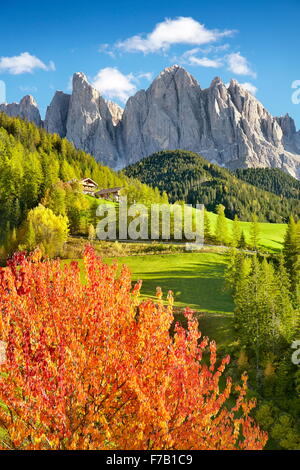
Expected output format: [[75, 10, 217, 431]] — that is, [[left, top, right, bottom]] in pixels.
[[0, 247, 267, 450]]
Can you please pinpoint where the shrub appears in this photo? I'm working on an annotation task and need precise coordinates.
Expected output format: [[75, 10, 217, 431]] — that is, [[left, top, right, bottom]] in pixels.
[[20, 204, 69, 257]]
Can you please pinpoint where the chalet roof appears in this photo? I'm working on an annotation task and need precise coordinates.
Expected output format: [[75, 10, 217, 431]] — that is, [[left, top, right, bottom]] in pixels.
[[80, 178, 98, 186], [96, 187, 122, 195], [66, 178, 98, 187]]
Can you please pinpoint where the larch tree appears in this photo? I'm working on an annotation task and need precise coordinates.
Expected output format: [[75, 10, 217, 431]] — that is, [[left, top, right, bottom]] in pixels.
[[250, 214, 260, 251], [215, 204, 229, 246], [232, 214, 242, 248]]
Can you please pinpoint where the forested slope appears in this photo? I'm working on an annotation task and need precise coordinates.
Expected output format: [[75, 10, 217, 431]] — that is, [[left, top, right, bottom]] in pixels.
[[0, 112, 167, 239], [124, 150, 300, 222]]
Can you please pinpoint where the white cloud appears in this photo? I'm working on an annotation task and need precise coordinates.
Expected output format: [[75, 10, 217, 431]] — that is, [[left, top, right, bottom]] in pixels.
[[239, 82, 258, 95], [116, 17, 234, 54], [48, 60, 56, 71], [92, 67, 137, 102], [137, 72, 153, 81], [174, 48, 222, 69], [227, 52, 256, 78], [19, 85, 38, 93], [198, 44, 230, 54], [99, 43, 116, 58], [188, 56, 222, 68], [0, 52, 55, 75], [182, 48, 201, 57]]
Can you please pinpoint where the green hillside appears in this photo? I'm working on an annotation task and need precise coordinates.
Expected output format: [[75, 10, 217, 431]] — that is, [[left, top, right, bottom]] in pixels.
[[0, 112, 167, 240], [234, 167, 300, 199], [123, 150, 300, 223], [206, 210, 286, 251]]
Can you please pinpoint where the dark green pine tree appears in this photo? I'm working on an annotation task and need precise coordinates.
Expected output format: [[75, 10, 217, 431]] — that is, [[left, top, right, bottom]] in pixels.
[[238, 230, 247, 249], [276, 255, 297, 344], [231, 214, 241, 247], [250, 214, 260, 251], [283, 216, 299, 293]]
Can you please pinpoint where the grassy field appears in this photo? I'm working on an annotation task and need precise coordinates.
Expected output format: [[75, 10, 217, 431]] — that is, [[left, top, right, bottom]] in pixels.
[[63, 251, 236, 350], [66, 198, 288, 351], [64, 191, 288, 354], [105, 252, 236, 352], [85, 196, 287, 252], [207, 211, 286, 252], [109, 252, 233, 313]]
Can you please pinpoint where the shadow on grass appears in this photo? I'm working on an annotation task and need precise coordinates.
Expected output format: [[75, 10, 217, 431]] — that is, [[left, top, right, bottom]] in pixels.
[[129, 258, 234, 314], [137, 276, 233, 314]]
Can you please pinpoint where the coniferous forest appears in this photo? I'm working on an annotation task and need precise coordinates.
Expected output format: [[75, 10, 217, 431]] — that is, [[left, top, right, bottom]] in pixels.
[[0, 113, 168, 258], [124, 150, 300, 222], [225, 228, 300, 449]]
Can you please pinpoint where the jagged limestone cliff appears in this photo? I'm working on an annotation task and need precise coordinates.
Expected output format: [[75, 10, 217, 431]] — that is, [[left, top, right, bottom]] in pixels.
[[3, 65, 300, 177]]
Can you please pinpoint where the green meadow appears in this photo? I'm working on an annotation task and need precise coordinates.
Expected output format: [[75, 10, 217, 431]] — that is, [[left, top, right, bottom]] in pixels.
[[63, 208, 288, 351], [112, 252, 232, 314], [84, 196, 287, 252], [207, 211, 286, 251], [108, 252, 236, 352], [64, 252, 237, 352]]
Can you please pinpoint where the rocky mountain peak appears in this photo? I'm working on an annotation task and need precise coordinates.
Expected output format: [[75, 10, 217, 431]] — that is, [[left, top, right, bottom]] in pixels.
[[208, 76, 228, 101], [20, 95, 38, 106], [65, 72, 119, 167], [275, 113, 300, 154], [106, 100, 123, 126], [276, 113, 297, 137], [152, 64, 199, 91], [0, 94, 41, 126], [157, 64, 181, 76], [2, 65, 300, 178], [73, 71, 89, 85], [71, 72, 101, 103], [210, 76, 223, 87], [45, 91, 70, 137]]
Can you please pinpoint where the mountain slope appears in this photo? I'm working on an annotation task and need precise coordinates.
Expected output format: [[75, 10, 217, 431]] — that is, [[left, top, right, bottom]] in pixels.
[[0, 112, 167, 236], [123, 149, 300, 222], [234, 167, 300, 199], [2, 65, 300, 177]]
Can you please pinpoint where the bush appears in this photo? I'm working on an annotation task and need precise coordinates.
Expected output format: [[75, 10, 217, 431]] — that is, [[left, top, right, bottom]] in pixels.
[[20, 204, 69, 257]]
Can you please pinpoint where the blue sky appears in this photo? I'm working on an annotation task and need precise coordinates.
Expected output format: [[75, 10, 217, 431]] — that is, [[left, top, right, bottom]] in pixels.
[[0, 0, 300, 126]]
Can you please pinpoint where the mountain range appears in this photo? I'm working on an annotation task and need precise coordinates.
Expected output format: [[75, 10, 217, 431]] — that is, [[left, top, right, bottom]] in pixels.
[[1, 65, 300, 178]]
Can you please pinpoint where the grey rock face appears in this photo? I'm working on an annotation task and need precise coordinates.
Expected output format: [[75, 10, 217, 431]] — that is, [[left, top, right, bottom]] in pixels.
[[106, 100, 123, 126], [120, 66, 300, 178], [275, 114, 300, 154], [45, 91, 70, 137], [0, 95, 42, 127], [119, 67, 300, 178], [65, 73, 119, 167], [196, 77, 286, 170], [120, 65, 203, 163], [3, 65, 300, 178]]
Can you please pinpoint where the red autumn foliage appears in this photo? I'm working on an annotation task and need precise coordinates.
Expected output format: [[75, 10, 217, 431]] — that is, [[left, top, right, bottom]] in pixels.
[[0, 246, 267, 450]]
